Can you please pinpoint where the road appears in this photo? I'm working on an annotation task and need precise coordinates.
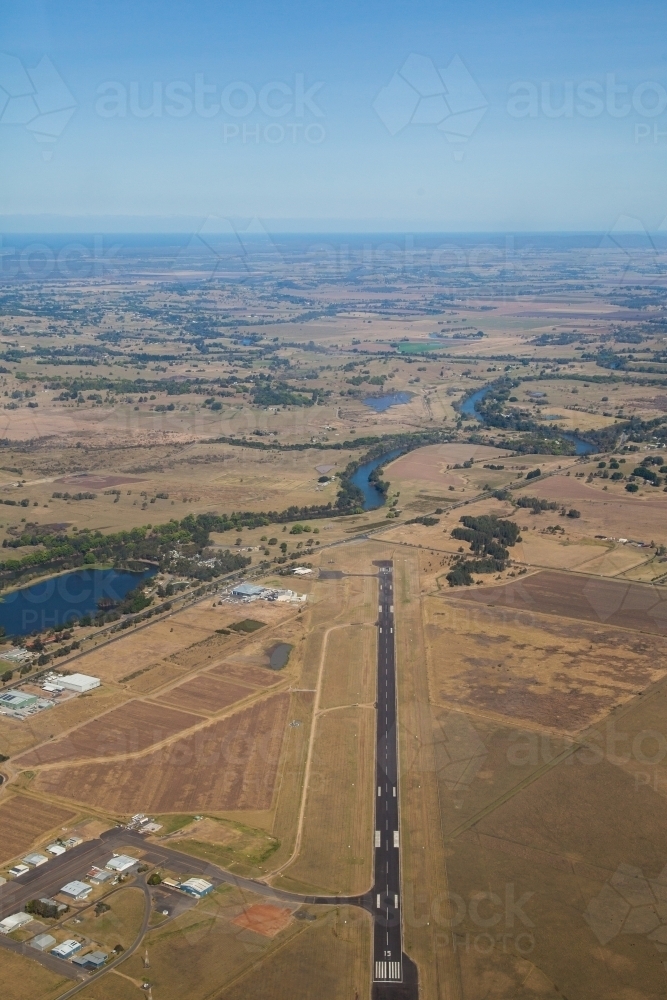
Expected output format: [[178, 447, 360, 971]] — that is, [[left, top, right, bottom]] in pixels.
[[372, 561, 418, 1000]]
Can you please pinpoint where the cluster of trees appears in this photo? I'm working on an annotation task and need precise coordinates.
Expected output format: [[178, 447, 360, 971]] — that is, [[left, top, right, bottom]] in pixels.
[[447, 515, 520, 587]]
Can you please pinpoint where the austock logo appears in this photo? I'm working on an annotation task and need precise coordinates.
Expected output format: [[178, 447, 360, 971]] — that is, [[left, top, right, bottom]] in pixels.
[[373, 53, 487, 159], [0, 52, 76, 159], [584, 863, 667, 954]]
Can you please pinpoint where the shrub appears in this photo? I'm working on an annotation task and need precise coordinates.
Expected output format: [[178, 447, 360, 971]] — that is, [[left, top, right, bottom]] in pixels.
[[626, 482, 639, 492]]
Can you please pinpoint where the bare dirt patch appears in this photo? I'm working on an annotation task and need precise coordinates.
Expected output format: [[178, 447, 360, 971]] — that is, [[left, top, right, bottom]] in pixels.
[[232, 903, 293, 937], [16, 700, 199, 767], [455, 569, 667, 635], [57, 473, 146, 488], [34, 693, 290, 814]]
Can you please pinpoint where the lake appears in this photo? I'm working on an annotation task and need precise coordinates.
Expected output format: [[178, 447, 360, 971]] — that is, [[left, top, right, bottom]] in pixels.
[[363, 392, 413, 413], [351, 449, 405, 510], [461, 385, 596, 455], [0, 566, 157, 638]]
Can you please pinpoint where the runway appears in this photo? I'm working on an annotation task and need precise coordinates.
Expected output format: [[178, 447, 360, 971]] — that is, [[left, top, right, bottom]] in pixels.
[[372, 560, 418, 1000]]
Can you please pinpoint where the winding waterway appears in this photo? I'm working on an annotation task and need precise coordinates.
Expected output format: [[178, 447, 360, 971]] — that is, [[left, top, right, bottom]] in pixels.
[[351, 449, 405, 510], [461, 385, 596, 455]]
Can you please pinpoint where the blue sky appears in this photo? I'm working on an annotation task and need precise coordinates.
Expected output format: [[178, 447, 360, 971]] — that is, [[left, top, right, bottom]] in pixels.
[[2, 0, 667, 231]]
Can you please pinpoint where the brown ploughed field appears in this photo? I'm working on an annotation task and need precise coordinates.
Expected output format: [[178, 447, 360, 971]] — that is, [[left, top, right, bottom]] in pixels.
[[16, 700, 200, 767], [33, 692, 290, 814]]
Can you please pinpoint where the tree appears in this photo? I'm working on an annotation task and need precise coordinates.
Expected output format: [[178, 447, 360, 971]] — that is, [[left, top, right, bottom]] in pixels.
[[1, 670, 12, 683]]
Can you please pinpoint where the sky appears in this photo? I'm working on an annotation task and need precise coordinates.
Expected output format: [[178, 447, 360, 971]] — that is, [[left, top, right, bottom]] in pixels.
[[1, 0, 667, 232]]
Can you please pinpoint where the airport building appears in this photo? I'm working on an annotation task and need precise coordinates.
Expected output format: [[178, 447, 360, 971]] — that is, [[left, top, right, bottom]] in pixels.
[[180, 877, 214, 898], [60, 880, 92, 900]]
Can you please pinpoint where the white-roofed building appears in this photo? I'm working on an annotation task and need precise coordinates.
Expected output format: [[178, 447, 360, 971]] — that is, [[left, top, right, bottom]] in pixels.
[[106, 854, 137, 872], [51, 939, 82, 958], [0, 912, 33, 934], [23, 853, 48, 867], [60, 880, 92, 900], [58, 673, 100, 693], [47, 843, 66, 856], [180, 877, 214, 897]]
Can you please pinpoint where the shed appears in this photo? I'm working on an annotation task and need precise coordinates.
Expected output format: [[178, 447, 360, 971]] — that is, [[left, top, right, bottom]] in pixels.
[[180, 877, 214, 897], [31, 933, 57, 952], [72, 949, 108, 968], [23, 853, 48, 867], [51, 939, 82, 959], [60, 880, 92, 900], [0, 912, 33, 934], [231, 583, 265, 598], [106, 854, 137, 872], [59, 673, 100, 693]]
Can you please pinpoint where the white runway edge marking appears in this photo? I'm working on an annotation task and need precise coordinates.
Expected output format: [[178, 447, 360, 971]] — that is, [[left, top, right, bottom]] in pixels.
[[375, 961, 402, 981], [378, 786, 381, 796], [393, 830, 399, 847], [375, 830, 381, 847]]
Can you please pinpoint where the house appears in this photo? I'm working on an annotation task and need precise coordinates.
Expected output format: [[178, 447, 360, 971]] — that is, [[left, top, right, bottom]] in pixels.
[[180, 877, 214, 898], [51, 939, 82, 959], [72, 950, 107, 968], [60, 880, 92, 900], [106, 854, 137, 873], [23, 853, 48, 867], [30, 933, 57, 952], [59, 673, 100, 693], [0, 912, 33, 934]]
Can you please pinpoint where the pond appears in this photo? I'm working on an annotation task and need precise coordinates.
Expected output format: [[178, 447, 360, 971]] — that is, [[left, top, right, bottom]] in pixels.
[[0, 566, 157, 638], [268, 642, 293, 670], [460, 385, 596, 455], [351, 449, 405, 510], [363, 392, 413, 413]]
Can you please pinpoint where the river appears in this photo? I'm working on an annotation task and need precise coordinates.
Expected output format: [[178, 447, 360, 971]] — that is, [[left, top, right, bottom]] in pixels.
[[350, 449, 405, 510], [0, 566, 157, 638], [460, 385, 596, 455]]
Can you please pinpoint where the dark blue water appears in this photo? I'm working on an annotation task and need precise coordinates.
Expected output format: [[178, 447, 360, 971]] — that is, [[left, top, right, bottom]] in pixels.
[[460, 385, 596, 454], [363, 392, 413, 413], [351, 449, 404, 510], [0, 567, 157, 637]]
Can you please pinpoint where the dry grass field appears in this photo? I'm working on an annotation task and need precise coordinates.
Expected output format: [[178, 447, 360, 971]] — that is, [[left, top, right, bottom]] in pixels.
[[63, 886, 146, 952], [120, 885, 302, 1000], [221, 905, 371, 1000], [0, 793, 76, 864], [16, 699, 200, 767], [0, 949, 71, 1000], [280, 706, 375, 895], [425, 593, 667, 733], [33, 692, 290, 814], [456, 570, 667, 635]]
